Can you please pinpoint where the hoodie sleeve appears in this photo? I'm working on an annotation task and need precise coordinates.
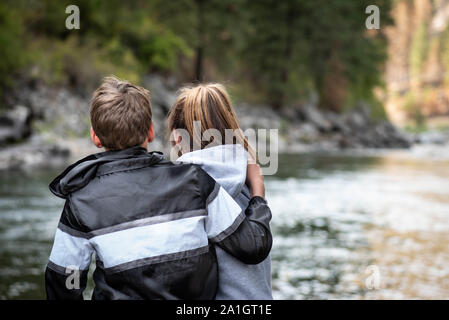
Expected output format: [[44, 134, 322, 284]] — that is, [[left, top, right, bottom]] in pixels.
[[197, 167, 273, 265], [45, 201, 93, 300]]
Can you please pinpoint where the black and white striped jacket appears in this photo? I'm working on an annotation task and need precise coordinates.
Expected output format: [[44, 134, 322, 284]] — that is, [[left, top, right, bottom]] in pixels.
[[45, 146, 272, 300]]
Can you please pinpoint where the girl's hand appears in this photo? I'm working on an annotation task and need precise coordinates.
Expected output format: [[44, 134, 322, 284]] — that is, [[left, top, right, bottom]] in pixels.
[[246, 163, 265, 199]]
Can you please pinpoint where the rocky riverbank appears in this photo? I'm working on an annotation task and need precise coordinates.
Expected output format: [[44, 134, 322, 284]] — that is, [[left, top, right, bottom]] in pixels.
[[0, 76, 429, 171]]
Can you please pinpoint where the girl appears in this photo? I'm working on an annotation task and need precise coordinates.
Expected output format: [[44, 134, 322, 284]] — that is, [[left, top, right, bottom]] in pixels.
[[167, 83, 272, 300]]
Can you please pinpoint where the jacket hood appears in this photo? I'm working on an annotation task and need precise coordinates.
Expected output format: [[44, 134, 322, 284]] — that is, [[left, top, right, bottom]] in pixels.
[[177, 144, 248, 198], [49, 146, 163, 199]]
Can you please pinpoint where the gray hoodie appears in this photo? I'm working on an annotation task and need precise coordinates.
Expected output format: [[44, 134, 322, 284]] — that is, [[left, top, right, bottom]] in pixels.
[[177, 144, 273, 300]]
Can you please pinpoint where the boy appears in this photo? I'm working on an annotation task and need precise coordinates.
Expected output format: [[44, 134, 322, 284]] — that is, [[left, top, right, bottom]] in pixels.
[[45, 76, 272, 300]]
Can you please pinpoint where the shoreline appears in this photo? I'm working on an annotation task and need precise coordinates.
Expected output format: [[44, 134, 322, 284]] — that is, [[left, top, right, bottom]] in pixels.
[[1, 137, 448, 173], [1, 78, 447, 172]]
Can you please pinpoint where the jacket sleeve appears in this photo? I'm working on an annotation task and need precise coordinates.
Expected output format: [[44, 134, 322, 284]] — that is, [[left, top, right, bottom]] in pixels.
[[45, 201, 93, 300], [198, 167, 273, 265], [213, 196, 272, 264]]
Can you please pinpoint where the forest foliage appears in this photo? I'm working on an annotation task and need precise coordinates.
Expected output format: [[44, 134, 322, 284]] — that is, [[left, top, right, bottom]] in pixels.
[[0, 0, 391, 114]]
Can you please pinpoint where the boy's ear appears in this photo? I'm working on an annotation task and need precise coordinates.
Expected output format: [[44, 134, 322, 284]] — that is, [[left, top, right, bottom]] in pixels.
[[90, 127, 103, 148], [147, 122, 155, 143]]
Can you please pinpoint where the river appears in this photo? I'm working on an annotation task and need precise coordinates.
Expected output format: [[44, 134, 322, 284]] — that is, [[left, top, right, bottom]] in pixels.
[[1, 145, 448, 299]]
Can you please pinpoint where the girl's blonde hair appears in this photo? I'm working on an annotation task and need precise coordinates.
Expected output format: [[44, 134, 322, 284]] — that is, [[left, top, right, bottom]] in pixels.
[[167, 83, 256, 161]]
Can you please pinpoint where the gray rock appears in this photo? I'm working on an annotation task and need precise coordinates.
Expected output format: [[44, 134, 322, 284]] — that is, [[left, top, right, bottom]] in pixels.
[[343, 110, 370, 130], [142, 75, 177, 114], [288, 123, 320, 143], [323, 111, 349, 133], [0, 138, 70, 171], [298, 105, 333, 132], [0, 105, 32, 145], [417, 130, 448, 145], [235, 103, 281, 131]]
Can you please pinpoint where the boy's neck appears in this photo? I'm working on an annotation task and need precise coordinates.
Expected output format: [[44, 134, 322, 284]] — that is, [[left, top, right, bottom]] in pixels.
[[140, 141, 148, 150], [103, 142, 148, 152]]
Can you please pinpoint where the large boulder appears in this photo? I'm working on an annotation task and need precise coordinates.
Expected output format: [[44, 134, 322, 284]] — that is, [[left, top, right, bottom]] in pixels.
[[0, 135, 70, 171], [0, 105, 32, 146], [297, 105, 333, 132], [142, 75, 177, 114], [416, 130, 448, 145]]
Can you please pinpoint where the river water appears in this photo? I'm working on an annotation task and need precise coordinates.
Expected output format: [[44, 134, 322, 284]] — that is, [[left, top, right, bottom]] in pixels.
[[1, 145, 448, 299]]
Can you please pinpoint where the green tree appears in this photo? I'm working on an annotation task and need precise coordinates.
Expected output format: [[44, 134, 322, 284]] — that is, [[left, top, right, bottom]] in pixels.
[[0, 0, 392, 116], [241, 0, 392, 112], [0, 2, 26, 103], [152, 0, 247, 81]]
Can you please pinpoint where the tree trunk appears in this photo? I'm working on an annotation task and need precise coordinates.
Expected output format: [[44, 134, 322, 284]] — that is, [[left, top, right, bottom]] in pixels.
[[194, 0, 205, 81], [194, 46, 203, 82]]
